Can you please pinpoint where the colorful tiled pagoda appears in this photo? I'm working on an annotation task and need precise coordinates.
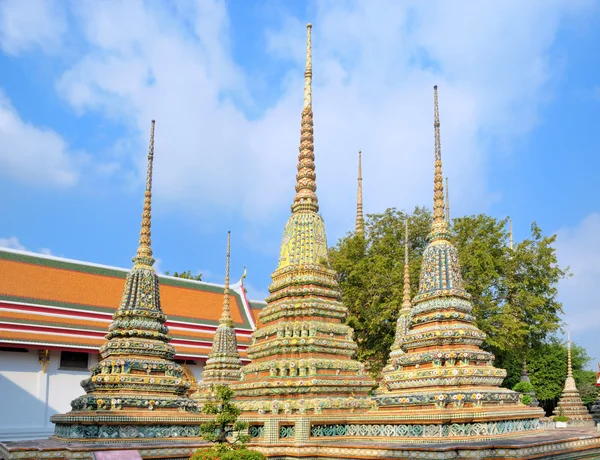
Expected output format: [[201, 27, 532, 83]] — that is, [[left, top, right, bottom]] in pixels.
[[553, 332, 593, 426], [375, 86, 543, 434], [192, 231, 242, 404], [50, 121, 204, 442], [233, 24, 374, 416]]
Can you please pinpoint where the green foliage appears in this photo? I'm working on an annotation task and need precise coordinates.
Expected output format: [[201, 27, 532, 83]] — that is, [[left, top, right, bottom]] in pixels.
[[329, 208, 567, 378], [164, 270, 203, 281], [499, 340, 598, 414], [522, 394, 533, 405], [199, 385, 250, 447], [512, 381, 533, 394], [553, 415, 569, 422], [328, 207, 430, 376], [453, 217, 567, 354], [190, 446, 264, 460]]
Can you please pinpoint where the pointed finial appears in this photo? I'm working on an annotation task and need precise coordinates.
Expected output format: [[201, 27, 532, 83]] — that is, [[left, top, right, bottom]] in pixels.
[[292, 24, 318, 213], [567, 329, 572, 378], [220, 231, 232, 324], [509, 218, 514, 251], [356, 150, 364, 235], [134, 120, 156, 267], [304, 23, 312, 110], [445, 177, 450, 223], [402, 219, 411, 308], [430, 86, 449, 239]]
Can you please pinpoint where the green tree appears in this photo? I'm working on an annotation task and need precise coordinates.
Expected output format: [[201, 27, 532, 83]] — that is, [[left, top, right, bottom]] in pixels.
[[164, 270, 203, 281], [507, 340, 598, 414], [329, 208, 567, 379], [329, 207, 430, 376], [193, 385, 264, 460], [453, 217, 567, 355]]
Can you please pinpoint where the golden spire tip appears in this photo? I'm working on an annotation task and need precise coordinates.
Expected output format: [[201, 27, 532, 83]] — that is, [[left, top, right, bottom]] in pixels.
[[292, 23, 318, 213], [220, 231, 232, 323], [134, 120, 155, 266]]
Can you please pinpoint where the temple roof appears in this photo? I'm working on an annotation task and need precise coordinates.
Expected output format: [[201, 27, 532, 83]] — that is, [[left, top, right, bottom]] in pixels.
[[0, 247, 259, 359]]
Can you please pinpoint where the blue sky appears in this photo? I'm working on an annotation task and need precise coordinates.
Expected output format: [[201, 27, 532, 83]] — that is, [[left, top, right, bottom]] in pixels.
[[0, 0, 599, 365]]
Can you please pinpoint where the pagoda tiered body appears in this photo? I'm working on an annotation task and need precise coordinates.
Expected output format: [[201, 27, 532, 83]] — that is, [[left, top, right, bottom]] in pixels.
[[374, 87, 543, 435], [192, 232, 242, 405], [51, 121, 204, 442], [233, 24, 375, 416], [553, 335, 593, 426]]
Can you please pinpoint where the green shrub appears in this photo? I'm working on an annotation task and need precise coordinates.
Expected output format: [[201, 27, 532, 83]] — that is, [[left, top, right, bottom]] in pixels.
[[553, 415, 569, 422], [190, 446, 264, 460], [522, 394, 532, 405], [512, 381, 534, 394]]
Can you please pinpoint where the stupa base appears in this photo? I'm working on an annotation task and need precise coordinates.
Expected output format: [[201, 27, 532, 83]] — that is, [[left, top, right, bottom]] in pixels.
[[241, 410, 544, 445], [247, 427, 600, 459], [49, 413, 211, 443]]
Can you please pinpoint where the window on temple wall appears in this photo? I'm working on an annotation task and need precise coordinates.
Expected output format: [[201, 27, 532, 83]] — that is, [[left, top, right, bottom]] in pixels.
[[0, 347, 28, 352], [59, 351, 89, 370], [175, 359, 197, 365]]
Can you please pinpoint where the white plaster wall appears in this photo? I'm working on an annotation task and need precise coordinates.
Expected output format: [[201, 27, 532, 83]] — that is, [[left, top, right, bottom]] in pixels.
[[0, 349, 91, 441], [46, 350, 91, 420]]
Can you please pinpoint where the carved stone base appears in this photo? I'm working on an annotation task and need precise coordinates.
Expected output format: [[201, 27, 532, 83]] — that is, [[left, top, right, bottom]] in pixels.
[[50, 413, 211, 442]]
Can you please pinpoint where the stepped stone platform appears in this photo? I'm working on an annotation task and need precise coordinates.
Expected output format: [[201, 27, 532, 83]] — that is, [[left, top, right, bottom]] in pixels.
[[3, 429, 600, 460]]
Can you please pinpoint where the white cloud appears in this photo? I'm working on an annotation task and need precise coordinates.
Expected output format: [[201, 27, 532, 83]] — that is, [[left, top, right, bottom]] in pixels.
[[0, 236, 26, 251], [39, 248, 53, 255], [556, 213, 600, 364], [0, 90, 81, 187], [46, 0, 593, 244], [0, 0, 66, 55]]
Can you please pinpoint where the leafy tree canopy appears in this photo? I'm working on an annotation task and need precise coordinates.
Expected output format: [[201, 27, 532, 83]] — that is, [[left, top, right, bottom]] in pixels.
[[329, 208, 568, 380], [164, 269, 203, 281]]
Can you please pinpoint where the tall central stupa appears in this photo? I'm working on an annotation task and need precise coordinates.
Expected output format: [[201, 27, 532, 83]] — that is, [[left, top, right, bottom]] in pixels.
[[233, 24, 375, 416]]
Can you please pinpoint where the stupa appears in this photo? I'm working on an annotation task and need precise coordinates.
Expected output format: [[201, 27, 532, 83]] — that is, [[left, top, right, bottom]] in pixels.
[[374, 86, 543, 437], [520, 359, 540, 407], [192, 231, 242, 404], [233, 23, 375, 418], [50, 121, 202, 441], [380, 219, 412, 377], [553, 332, 594, 426], [355, 150, 365, 236]]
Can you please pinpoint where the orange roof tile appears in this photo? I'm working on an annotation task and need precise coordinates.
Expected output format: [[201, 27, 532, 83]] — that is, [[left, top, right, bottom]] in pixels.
[[0, 249, 261, 359]]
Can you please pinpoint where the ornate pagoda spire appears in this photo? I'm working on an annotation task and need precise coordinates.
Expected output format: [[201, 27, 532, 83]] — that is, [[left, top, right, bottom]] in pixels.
[[375, 87, 544, 429], [193, 232, 242, 400], [134, 120, 155, 268], [356, 150, 365, 236], [292, 23, 318, 214], [402, 219, 411, 308], [554, 330, 594, 424], [429, 85, 450, 241], [52, 120, 200, 442], [445, 177, 450, 223], [220, 231, 232, 324], [381, 219, 413, 376], [234, 24, 374, 416], [566, 330, 575, 388]]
